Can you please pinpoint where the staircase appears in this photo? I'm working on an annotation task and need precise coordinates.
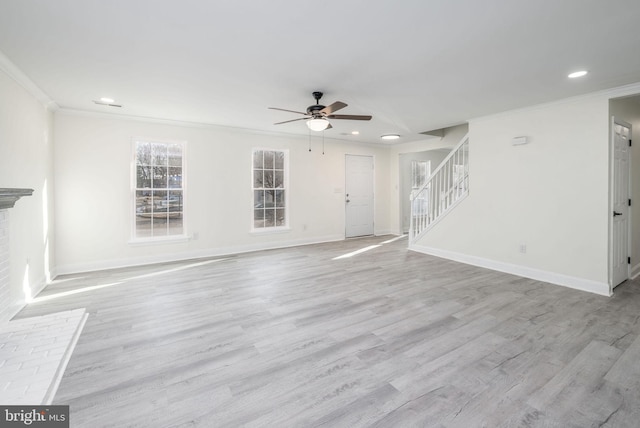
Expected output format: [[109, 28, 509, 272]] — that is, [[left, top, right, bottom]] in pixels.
[[409, 133, 469, 243]]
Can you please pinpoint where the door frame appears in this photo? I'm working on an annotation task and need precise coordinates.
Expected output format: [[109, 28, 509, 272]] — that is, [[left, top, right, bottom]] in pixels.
[[609, 116, 632, 289], [344, 154, 375, 238]]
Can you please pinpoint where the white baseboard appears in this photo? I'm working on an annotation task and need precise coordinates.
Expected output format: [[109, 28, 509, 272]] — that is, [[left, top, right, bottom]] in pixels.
[[55, 234, 345, 276], [374, 228, 394, 236], [3, 273, 50, 323], [630, 263, 640, 280], [409, 244, 612, 297]]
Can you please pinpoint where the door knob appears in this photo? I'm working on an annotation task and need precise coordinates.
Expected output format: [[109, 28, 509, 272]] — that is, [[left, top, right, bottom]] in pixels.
[[346, 199, 350, 203], [613, 211, 623, 216]]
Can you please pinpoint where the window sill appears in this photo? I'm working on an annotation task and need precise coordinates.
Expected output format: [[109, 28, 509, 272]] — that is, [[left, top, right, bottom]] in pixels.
[[250, 226, 291, 236], [128, 235, 190, 246]]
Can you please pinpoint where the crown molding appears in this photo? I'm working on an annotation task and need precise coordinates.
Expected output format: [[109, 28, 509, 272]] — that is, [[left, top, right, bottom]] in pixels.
[[55, 107, 390, 147], [470, 81, 640, 125], [0, 50, 58, 111], [603, 81, 640, 98]]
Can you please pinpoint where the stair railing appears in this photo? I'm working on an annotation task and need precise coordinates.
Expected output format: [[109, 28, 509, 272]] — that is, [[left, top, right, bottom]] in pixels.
[[409, 133, 469, 243]]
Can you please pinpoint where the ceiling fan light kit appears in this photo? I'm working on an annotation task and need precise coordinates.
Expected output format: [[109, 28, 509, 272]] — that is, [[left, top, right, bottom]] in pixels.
[[270, 91, 372, 132], [307, 118, 330, 131]]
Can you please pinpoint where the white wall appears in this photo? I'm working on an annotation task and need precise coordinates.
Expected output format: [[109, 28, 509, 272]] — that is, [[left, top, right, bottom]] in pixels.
[[53, 112, 391, 273], [412, 95, 611, 295], [610, 96, 640, 278], [0, 69, 55, 322]]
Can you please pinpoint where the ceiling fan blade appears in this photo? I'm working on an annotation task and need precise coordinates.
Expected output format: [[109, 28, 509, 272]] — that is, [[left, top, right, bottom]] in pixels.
[[320, 101, 347, 115], [269, 107, 308, 115], [274, 117, 309, 125], [327, 114, 372, 121]]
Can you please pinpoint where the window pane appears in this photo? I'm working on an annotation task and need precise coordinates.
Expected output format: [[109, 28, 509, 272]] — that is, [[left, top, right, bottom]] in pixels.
[[254, 209, 265, 228], [168, 191, 183, 214], [168, 167, 182, 188], [263, 170, 274, 188], [253, 150, 263, 168], [136, 142, 151, 165], [153, 166, 168, 188], [264, 190, 275, 208], [254, 190, 264, 208], [264, 151, 275, 169], [136, 215, 152, 238], [151, 189, 168, 237], [265, 209, 275, 227], [168, 215, 183, 235], [275, 151, 284, 169], [274, 171, 284, 188], [137, 165, 152, 188], [275, 208, 285, 226], [136, 190, 152, 212], [152, 143, 167, 166], [152, 215, 168, 237], [135, 190, 152, 238], [168, 144, 182, 167], [253, 169, 263, 188], [275, 190, 285, 207], [152, 190, 168, 214]]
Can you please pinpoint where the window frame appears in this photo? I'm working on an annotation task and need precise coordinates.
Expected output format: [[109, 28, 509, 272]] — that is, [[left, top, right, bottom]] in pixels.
[[130, 137, 188, 244], [251, 148, 290, 233]]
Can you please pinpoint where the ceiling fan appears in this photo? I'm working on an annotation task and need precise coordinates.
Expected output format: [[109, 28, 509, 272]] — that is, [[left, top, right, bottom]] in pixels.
[[269, 91, 372, 131]]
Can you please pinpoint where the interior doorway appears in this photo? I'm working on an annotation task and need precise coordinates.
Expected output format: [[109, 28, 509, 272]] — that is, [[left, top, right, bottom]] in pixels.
[[609, 96, 640, 288], [610, 117, 631, 288]]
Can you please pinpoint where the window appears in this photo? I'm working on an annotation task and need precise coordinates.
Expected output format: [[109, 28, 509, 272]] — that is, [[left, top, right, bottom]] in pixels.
[[411, 160, 430, 189], [252, 149, 287, 229], [411, 160, 430, 217], [133, 139, 185, 240]]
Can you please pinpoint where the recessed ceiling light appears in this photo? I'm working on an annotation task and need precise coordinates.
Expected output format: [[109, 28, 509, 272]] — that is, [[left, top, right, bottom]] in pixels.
[[93, 99, 122, 107], [351, 131, 360, 135], [568, 70, 588, 79], [100, 97, 115, 103], [381, 134, 400, 140]]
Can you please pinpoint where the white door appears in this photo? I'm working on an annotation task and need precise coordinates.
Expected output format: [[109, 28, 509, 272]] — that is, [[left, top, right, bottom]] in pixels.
[[345, 155, 374, 238], [610, 118, 631, 288]]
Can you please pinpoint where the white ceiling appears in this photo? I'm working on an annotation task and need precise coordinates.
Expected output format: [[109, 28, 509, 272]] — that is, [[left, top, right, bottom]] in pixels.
[[1, 0, 640, 144]]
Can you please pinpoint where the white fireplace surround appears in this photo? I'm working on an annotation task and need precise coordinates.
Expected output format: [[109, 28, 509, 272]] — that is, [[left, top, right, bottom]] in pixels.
[[0, 188, 33, 323], [0, 188, 34, 210]]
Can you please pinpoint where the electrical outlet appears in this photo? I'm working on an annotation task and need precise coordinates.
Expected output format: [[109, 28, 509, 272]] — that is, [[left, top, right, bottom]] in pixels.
[[519, 244, 527, 254]]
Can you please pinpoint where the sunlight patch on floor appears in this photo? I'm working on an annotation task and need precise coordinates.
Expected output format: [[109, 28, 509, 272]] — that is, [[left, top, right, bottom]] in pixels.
[[332, 235, 407, 260], [333, 245, 382, 260], [30, 258, 229, 303]]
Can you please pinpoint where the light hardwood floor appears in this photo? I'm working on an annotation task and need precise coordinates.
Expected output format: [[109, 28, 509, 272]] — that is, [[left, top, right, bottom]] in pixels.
[[16, 235, 640, 427]]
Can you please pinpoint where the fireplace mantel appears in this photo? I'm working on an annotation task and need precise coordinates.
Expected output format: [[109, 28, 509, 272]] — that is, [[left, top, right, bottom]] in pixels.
[[0, 188, 34, 210]]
